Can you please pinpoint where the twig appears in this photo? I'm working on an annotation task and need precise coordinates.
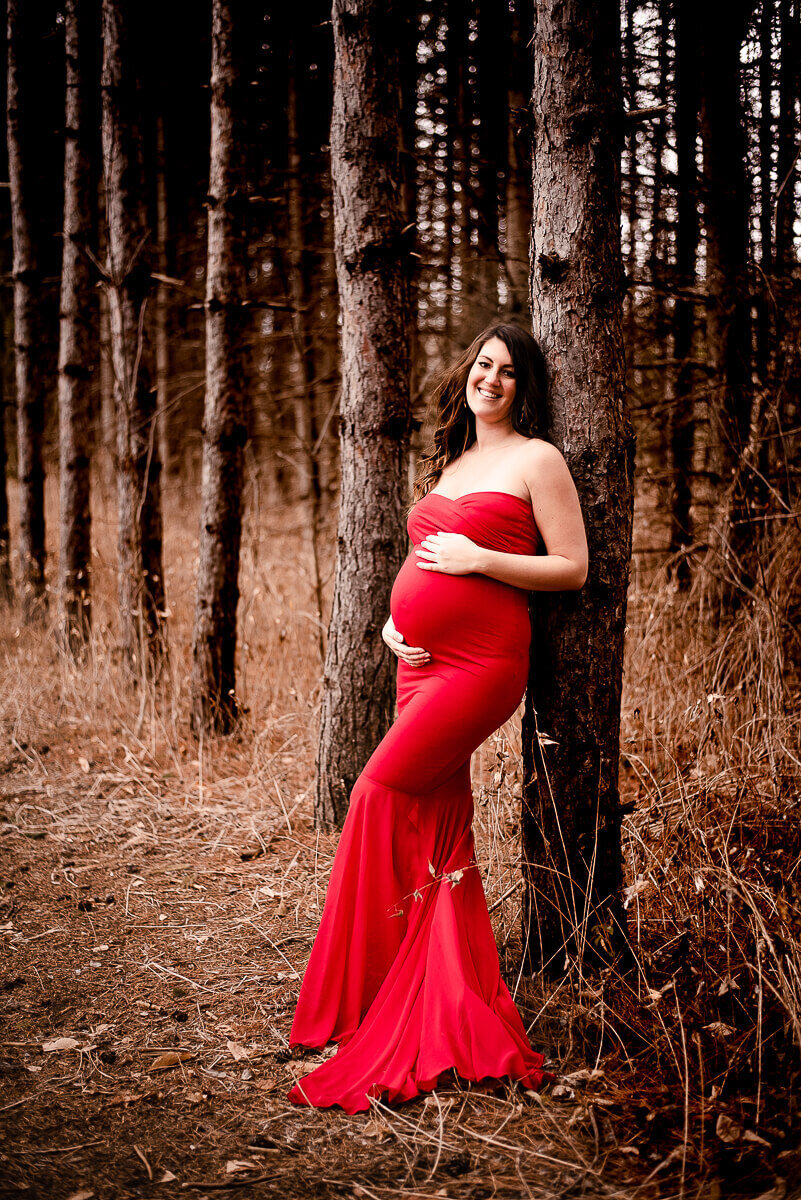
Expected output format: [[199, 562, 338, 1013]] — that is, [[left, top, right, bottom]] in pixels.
[[181, 1174, 268, 1191], [29, 1139, 105, 1154], [133, 1143, 154, 1180]]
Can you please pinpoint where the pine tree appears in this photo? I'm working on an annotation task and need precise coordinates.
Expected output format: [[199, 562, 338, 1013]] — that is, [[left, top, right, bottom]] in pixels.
[[523, 0, 635, 971], [316, 0, 413, 828], [190, 0, 250, 734]]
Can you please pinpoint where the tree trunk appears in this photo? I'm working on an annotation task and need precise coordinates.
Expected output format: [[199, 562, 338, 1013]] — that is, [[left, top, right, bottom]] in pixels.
[[101, 0, 166, 675], [7, 0, 46, 618], [756, 0, 774, 384], [399, 4, 421, 417], [285, 42, 318, 505], [523, 0, 634, 972], [155, 113, 172, 480], [190, 0, 249, 735], [622, 0, 639, 306], [97, 174, 116, 492], [284, 20, 326, 659], [773, 0, 800, 480], [505, 0, 533, 317], [58, 0, 93, 651], [698, 0, 753, 492], [445, 0, 472, 333], [470, 0, 506, 318], [316, 0, 412, 829], [0, 324, 12, 604], [775, 0, 798, 273], [668, 0, 701, 581]]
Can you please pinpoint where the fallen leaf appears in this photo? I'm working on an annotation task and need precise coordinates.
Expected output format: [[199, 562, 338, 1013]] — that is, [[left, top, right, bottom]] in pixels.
[[704, 1021, 735, 1039], [226, 1159, 259, 1174], [227, 1039, 249, 1061], [362, 1117, 389, 1141], [42, 1036, 82, 1053], [78, 756, 91, 774], [252, 1076, 279, 1092], [743, 1129, 773, 1148], [148, 1050, 193, 1072], [716, 1113, 742, 1143], [158, 1169, 177, 1184]]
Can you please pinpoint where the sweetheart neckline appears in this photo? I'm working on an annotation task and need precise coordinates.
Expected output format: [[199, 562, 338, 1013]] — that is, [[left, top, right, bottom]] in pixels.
[[424, 490, 532, 507]]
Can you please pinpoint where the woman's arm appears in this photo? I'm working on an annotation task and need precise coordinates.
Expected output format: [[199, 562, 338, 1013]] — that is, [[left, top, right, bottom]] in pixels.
[[416, 441, 588, 591]]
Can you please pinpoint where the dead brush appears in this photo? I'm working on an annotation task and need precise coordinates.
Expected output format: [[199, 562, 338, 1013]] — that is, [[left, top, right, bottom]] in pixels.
[[602, 520, 801, 1184]]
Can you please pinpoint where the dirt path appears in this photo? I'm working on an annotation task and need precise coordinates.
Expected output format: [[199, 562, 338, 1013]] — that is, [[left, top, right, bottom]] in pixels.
[[1, 747, 657, 1200]]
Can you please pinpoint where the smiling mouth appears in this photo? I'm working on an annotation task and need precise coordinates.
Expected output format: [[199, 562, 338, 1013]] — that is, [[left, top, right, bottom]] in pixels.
[[477, 387, 501, 399]]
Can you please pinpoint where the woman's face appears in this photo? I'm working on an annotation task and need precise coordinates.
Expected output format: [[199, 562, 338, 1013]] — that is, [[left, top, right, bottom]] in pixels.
[[465, 337, 517, 427]]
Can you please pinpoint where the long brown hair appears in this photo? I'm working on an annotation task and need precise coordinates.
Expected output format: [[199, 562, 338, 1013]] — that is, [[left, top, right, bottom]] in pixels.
[[412, 323, 548, 502]]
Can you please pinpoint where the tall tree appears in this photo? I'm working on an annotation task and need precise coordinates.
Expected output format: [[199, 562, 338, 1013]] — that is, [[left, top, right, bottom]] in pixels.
[[774, 0, 798, 273], [698, 0, 753, 492], [58, 0, 94, 650], [101, 0, 166, 674], [154, 114, 172, 479], [444, 0, 473, 340], [773, 0, 800, 469], [668, 0, 701, 580], [6, 0, 46, 617], [523, 0, 634, 970], [756, 0, 774, 384], [505, 0, 533, 316], [0, 326, 12, 604], [316, 0, 412, 828], [469, 0, 507, 319], [190, 0, 249, 734]]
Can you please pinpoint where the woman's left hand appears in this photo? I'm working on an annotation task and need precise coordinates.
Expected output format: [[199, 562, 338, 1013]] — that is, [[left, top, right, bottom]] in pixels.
[[415, 532, 481, 575]]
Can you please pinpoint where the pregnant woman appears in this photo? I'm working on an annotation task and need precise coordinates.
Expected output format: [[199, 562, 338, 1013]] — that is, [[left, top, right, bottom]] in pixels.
[[288, 322, 588, 1113]]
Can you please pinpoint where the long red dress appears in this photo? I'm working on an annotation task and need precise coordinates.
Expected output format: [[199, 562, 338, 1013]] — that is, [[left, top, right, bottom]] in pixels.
[[287, 490, 550, 1112]]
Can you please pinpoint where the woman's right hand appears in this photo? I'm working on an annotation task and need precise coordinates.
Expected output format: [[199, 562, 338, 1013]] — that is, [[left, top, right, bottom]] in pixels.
[[382, 615, 431, 667]]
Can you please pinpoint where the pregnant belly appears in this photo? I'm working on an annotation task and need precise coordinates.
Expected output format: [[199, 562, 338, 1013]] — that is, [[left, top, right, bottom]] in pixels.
[[390, 553, 531, 664]]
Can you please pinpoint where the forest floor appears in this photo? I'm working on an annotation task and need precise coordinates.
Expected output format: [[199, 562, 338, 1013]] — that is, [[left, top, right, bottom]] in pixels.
[[1, 482, 800, 1200], [0, 737, 652, 1200]]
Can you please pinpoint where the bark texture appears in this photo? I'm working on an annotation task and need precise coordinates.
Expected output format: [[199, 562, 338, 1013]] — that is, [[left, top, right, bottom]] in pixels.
[[155, 114, 171, 479], [669, 0, 700, 581], [699, 0, 753, 488], [101, 0, 166, 674], [523, 0, 635, 971], [58, 0, 93, 650], [190, 0, 249, 734], [505, 0, 533, 316], [7, 0, 46, 617], [0, 320, 12, 604], [316, 0, 412, 829]]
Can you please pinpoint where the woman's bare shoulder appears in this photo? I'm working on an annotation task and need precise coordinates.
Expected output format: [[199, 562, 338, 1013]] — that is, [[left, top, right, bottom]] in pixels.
[[518, 437, 567, 471], [518, 437, 576, 497]]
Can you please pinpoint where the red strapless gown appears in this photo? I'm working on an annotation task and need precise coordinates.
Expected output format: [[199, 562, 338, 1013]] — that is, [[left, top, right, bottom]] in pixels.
[[287, 491, 551, 1112]]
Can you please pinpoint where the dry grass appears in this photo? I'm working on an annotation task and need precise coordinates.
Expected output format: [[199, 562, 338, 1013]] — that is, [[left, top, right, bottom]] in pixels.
[[1, 473, 800, 1198]]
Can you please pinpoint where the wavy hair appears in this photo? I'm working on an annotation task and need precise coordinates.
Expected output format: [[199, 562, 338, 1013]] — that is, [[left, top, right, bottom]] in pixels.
[[412, 322, 548, 502]]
